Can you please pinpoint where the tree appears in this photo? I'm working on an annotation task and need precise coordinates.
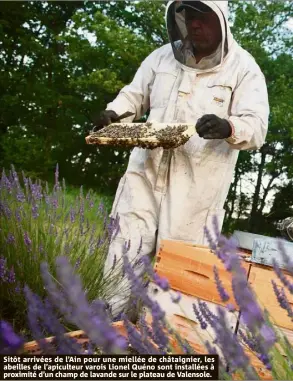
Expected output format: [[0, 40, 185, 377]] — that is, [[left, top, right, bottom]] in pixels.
[[0, 1, 84, 179], [223, 1, 293, 235], [1, 1, 292, 237]]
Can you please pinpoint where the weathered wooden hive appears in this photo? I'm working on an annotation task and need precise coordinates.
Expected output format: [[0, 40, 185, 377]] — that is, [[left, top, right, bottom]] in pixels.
[[23, 232, 293, 380], [146, 235, 293, 380]]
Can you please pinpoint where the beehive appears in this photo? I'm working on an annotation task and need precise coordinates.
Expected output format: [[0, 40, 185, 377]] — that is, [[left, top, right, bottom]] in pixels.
[[146, 239, 293, 380]]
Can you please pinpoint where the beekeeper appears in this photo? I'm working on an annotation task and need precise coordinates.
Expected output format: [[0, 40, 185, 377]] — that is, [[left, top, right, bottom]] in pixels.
[[95, 0, 269, 317]]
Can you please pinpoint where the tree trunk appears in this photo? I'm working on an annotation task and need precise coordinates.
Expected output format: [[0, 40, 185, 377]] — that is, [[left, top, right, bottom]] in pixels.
[[248, 148, 267, 232], [227, 163, 241, 223]]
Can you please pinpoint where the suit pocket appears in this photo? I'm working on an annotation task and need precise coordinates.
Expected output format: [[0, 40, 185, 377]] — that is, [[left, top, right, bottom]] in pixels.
[[206, 80, 233, 118]]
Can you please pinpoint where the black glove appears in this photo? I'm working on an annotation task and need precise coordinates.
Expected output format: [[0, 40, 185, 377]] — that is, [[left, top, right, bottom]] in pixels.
[[196, 114, 232, 139], [93, 110, 119, 131]]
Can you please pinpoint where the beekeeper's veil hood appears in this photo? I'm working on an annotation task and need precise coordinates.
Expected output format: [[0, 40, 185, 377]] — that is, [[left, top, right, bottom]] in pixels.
[[165, 0, 233, 70]]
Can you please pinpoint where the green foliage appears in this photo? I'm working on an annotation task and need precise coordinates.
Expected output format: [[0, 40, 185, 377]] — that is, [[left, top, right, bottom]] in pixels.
[[224, 1, 293, 234], [0, 165, 115, 335], [0, 0, 292, 234]]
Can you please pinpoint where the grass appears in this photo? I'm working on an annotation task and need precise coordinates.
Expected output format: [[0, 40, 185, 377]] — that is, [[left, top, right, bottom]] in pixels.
[[0, 166, 118, 337]]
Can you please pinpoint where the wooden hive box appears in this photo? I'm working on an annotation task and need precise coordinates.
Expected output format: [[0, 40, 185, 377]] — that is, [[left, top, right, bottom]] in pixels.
[[153, 240, 250, 309], [147, 239, 293, 380]]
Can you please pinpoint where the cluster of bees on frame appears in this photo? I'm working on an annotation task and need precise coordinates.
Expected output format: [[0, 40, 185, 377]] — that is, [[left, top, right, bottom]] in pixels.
[[88, 122, 190, 149]]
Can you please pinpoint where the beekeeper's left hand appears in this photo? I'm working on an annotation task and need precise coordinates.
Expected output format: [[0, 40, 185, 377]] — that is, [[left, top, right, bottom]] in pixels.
[[196, 114, 232, 139]]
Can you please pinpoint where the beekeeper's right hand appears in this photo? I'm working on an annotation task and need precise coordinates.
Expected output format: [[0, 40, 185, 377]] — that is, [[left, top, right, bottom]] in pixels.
[[93, 110, 119, 131]]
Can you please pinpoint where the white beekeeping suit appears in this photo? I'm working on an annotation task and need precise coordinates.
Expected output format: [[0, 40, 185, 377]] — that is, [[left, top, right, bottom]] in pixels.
[[103, 0, 269, 317]]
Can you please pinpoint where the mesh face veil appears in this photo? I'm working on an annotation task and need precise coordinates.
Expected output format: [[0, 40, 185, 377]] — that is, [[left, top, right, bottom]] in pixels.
[[166, 1, 227, 70]]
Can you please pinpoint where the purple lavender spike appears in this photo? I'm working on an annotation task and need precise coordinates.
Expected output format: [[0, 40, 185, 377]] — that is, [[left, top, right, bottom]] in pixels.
[[16, 190, 25, 202], [97, 202, 104, 216], [6, 233, 15, 245], [193, 303, 208, 330], [75, 257, 81, 269], [213, 266, 230, 302], [23, 232, 32, 251], [0, 257, 7, 281], [0, 321, 24, 354], [41, 257, 127, 353], [273, 259, 293, 293], [153, 273, 170, 291], [123, 315, 160, 354], [272, 280, 293, 318], [7, 267, 16, 284], [52, 198, 58, 209], [32, 204, 39, 219], [198, 301, 218, 326]]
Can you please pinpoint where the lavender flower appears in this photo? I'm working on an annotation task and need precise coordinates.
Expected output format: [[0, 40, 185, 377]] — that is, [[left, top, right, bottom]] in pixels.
[[74, 257, 81, 269], [15, 283, 21, 294], [198, 300, 218, 326], [239, 329, 259, 352], [212, 306, 257, 378], [15, 208, 21, 222], [206, 217, 265, 333], [239, 326, 274, 370], [41, 257, 127, 353], [16, 191, 25, 202], [22, 171, 29, 191], [7, 267, 16, 284], [150, 304, 169, 351], [0, 170, 12, 193], [70, 207, 75, 223], [0, 257, 7, 281], [32, 204, 39, 219], [25, 287, 83, 354], [79, 199, 85, 225], [205, 340, 219, 356], [122, 255, 153, 309], [6, 233, 15, 245], [123, 315, 160, 354], [23, 231, 32, 251], [31, 183, 43, 201], [214, 266, 229, 302], [52, 198, 58, 209], [153, 273, 170, 291], [205, 218, 276, 373], [273, 260, 293, 293], [226, 303, 236, 312], [258, 353, 272, 370], [259, 324, 276, 351], [0, 202, 12, 218], [44, 194, 51, 205], [97, 202, 105, 216], [0, 321, 24, 354], [193, 303, 208, 330], [272, 280, 293, 318]]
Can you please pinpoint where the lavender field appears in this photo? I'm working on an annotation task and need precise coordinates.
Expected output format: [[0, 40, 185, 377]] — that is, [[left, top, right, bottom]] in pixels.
[[1, 166, 293, 380]]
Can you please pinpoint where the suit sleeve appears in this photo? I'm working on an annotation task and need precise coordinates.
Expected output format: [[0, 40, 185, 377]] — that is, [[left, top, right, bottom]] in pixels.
[[106, 49, 159, 122], [226, 64, 269, 150]]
